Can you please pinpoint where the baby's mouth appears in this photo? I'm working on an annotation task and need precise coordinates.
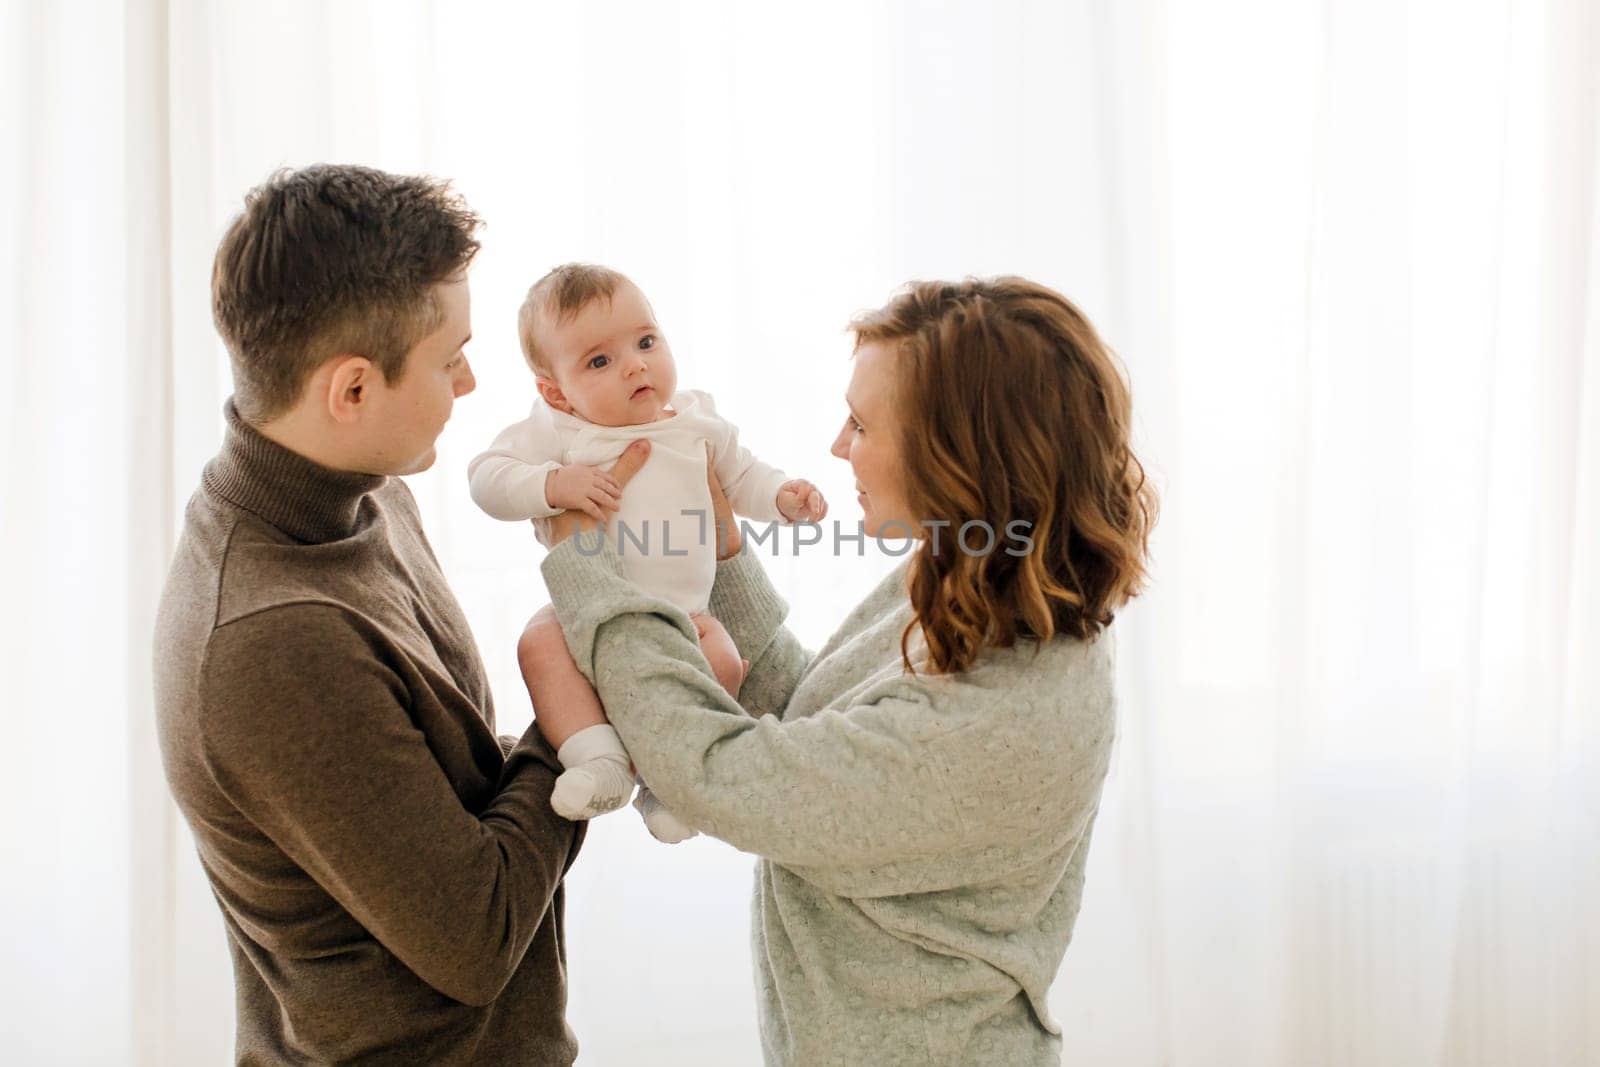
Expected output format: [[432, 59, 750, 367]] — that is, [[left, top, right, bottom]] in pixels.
[[630, 385, 654, 400]]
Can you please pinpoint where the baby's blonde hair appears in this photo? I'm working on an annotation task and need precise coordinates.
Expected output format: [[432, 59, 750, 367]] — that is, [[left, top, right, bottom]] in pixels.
[[517, 262, 632, 374]]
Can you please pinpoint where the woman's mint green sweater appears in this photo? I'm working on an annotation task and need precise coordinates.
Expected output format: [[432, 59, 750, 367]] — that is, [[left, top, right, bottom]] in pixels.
[[542, 539, 1116, 1066]]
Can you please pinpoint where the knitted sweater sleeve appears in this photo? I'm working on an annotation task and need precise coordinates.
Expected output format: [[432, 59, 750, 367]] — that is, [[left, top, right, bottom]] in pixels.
[[196, 603, 581, 1007], [705, 547, 812, 719], [541, 539, 1113, 875]]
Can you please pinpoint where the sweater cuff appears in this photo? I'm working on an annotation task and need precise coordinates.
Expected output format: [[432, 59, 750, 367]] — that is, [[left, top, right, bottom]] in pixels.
[[541, 533, 628, 604], [541, 532, 706, 685], [707, 546, 789, 653]]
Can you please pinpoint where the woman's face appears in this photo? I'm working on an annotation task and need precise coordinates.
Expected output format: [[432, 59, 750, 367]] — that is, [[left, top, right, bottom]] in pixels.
[[831, 339, 920, 539]]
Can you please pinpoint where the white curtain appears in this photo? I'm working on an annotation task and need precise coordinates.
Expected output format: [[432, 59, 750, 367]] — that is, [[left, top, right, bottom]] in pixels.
[[3, 1, 1594, 1063]]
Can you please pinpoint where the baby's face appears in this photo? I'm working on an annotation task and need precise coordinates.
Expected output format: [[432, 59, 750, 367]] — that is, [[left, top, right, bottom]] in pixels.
[[535, 281, 677, 427]]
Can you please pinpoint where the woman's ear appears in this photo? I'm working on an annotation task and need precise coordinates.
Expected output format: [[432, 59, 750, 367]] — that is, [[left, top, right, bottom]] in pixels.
[[536, 375, 574, 415]]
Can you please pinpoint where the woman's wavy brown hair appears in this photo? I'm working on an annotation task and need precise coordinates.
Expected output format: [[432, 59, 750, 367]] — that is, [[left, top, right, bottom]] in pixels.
[[850, 277, 1158, 676]]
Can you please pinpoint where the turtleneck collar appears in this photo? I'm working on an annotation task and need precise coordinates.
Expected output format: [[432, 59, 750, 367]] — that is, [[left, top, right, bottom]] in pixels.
[[202, 399, 388, 544]]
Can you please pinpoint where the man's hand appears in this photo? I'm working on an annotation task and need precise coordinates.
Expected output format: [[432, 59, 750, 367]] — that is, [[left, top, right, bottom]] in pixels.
[[776, 479, 828, 524], [545, 463, 622, 521], [547, 441, 650, 543]]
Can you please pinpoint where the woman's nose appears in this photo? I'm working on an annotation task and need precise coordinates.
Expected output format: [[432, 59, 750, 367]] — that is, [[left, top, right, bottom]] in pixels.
[[830, 420, 851, 460], [455, 358, 476, 398]]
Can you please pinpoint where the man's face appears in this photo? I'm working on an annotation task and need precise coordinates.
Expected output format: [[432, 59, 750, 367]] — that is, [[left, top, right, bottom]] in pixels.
[[364, 276, 476, 474], [536, 281, 676, 427]]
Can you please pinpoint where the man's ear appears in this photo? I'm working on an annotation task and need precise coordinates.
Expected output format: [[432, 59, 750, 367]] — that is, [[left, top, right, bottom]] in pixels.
[[536, 375, 574, 415], [324, 355, 375, 423]]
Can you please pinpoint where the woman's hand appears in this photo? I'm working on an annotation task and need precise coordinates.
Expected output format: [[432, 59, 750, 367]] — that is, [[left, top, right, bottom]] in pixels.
[[546, 440, 651, 544], [705, 445, 741, 560]]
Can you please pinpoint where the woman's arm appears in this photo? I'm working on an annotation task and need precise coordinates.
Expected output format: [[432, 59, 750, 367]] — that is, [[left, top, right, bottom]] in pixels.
[[539, 538, 1113, 872], [700, 441, 812, 715], [705, 549, 812, 718]]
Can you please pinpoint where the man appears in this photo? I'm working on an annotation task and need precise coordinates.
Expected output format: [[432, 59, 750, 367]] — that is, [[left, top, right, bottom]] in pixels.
[[154, 164, 619, 1064]]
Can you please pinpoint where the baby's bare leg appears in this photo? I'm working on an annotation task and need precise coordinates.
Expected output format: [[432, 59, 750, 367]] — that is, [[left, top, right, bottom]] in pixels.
[[517, 606, 606, 751], [691, 613, 748, 698], [518, 607, 634, 820]]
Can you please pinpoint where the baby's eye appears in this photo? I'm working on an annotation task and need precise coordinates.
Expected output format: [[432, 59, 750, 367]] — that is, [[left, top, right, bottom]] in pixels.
[[638, 335, 657, 350], [588, 354, 611, 370]]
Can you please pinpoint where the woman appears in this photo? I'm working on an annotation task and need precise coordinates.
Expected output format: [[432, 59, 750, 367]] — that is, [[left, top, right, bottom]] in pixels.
[[526, 277, 1156, 1064]]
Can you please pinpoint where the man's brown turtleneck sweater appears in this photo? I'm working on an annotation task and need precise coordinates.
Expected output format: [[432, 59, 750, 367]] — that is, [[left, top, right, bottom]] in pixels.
[[153, 401, 584, 1065]]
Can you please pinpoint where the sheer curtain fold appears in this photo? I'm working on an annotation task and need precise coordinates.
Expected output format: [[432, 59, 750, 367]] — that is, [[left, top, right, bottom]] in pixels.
[[124, 0, 180, 1061], [3, 1, 180, 1062], [2, 1, 1594, 1063]]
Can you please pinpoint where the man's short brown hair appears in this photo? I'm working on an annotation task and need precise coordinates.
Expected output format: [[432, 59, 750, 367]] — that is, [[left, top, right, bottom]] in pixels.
[[516, 263, 631, 375], [211, 164, 482, 421]]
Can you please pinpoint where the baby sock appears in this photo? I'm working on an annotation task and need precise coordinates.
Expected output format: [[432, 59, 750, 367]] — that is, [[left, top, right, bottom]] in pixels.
[[551, 725, 635, 821], [633, 782, 697, 844]]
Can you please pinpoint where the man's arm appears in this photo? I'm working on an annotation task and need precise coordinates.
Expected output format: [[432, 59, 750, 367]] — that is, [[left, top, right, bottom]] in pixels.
[[198, 604, 579, 1007]]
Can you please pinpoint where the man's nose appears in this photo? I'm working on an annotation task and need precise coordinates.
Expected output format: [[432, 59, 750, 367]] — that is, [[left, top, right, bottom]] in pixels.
[[455, 359, 476, 398]]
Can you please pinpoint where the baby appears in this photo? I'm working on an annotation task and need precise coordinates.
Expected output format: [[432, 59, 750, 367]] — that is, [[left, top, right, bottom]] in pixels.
[[469, 264, 827, 842]]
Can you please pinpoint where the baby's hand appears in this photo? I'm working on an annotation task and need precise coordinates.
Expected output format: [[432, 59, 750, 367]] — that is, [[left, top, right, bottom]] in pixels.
[[545, 464, 622, 521], [776, 479, 828, 523]]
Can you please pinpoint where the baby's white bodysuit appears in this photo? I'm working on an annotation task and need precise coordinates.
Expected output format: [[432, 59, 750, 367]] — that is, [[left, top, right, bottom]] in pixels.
[[467, 389, 788, 614]]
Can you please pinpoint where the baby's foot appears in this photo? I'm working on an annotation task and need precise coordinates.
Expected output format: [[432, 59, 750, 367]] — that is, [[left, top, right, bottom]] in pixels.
[[551, 725, 635, 820], [633, 784, 697, 843], [551, 757, 634, 820]]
